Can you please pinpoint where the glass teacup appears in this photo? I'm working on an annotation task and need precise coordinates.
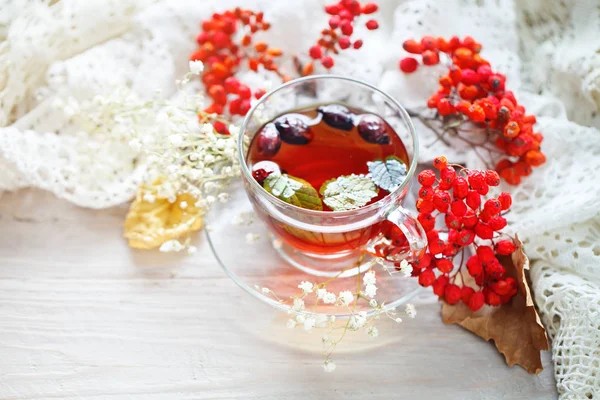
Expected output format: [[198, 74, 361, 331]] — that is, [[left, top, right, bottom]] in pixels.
[[238, 75, 427, 277]]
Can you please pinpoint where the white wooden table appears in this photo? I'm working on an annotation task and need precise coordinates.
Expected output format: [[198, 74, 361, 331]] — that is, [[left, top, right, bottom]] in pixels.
[[0, 189, 557, 399]]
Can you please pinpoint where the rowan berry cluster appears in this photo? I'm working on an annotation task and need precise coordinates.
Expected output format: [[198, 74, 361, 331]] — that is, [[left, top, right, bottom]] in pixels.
[[377, 156, 519, 310], [307, 0, 379, 71], [399, 36, 546, 185], [190, 8, 288, 130]]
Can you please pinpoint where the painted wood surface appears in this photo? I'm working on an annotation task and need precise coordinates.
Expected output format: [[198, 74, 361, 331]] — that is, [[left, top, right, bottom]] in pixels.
[[0, 189, 557, 399]]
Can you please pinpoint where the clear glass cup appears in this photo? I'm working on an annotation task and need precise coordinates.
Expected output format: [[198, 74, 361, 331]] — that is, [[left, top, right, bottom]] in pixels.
[[238, 75, 427, 277]]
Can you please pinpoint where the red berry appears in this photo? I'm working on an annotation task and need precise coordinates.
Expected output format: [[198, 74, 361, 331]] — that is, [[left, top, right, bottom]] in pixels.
[[491, 279, 512, 296], [483, 199, 502, 215], [444, 284, 461, 304], [239, 99, 251, 115], [228, 98, 242, 115], [467, 170, 485, 189], [440, 166, 456, 185], [426, 229, 439, 243], [418, 269, 436, 287], [419, 185, 435, 200], [329, 15, 341, 28], [353, 40, 363, 49], [485, 290, 501, 306], [433, 275, 449, 297], [417, 212, 436, 232], [362, 3, 378, 14], [422, 50, 440, 65], [452, 176, 469, 199], [498, 192, 512, 210], [399, 57, 419, 73], [466, 255, 483, 277], [365, 19, 379, 30], [457, 229, 475, 246], [442, 243, 459, 257], [321, 56, 334, 69], [475, 183, 489, 196], [489, 215, 507, 231], [338, 36, 351, 49], [433, 156, 448, 170], [433, 191, 451, 212], [421, 36, 437, 50], [309, 45, 323, 59], [444, 212, 461, 229], [486, 259, 505, 278], [416, 198, 435, 213], [418, 170, 436, 186], [476, 245, 495, 263], [403, 39, 423, 54], [461, 68, 480, 85], [468, 291, 485, 311], [475, 222, 494, 239], [413, 253, 432, 269], [462, 210, 478, 228], [461, 286, 475, 304], [496, 239, 517, 255], [488, 74, 505, 91], [448, 229, 459, 244], [466, 190, 481, 210], [429, 239, 444, 255], [341, 21, 353, 35], [224, 77, 241, 94], [450, 200, 467, 217], [254, 88, 267, 100], [485, 170, 500, 186], [436, 258, 454, 273], [325, 4, 341, 14], [237, 85, 252, 99]]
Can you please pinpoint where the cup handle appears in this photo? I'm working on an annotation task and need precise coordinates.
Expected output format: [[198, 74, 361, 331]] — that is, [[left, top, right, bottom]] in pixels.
[[366, 207, 428, 262]]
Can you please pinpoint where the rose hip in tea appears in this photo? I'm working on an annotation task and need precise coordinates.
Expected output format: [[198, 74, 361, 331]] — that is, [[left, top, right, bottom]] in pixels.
[[246, 104, 410, 254]]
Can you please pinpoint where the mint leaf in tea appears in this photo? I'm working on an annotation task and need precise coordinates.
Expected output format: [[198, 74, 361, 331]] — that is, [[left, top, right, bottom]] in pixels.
[[247, 104, 409, 211]]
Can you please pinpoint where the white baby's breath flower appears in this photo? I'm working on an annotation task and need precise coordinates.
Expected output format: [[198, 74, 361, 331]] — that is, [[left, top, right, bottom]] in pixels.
[[245, 233, 260, 243], [322, 334, 329, 344], [128, 138, 142, 151], [179, 201, 188, 209], [329, 315, 336, 323], [303, 317, 316, 332], [296, 314, 306, 323], [395, 317, 403, 323], [369, 299, 378, 308], [338, 290, 354, 306], [261, 287, 270, 294], [217, 193, 229, 202], [159, 239, 184, 253], [187, 245, 197, 255], [323, 292, 337, 304], [168, 134, 184, 147], [298, 281, 313, 294], [367, 326, 379, 338], [292, 298, 305, 311], [323, 360, 336, 373], [364, 283, 377, 298], [315, 314, 328, 327], [349, 311, 367, 330], [286, 319, 297, 329], [405, 303, 417, 318], [143, 193, 156, 203], [364, 270, 376, 285], [399, 260, 413, 277], [316, 288, 327, 300], [205, 195, 216, 204], [189, 60, 204, 75]]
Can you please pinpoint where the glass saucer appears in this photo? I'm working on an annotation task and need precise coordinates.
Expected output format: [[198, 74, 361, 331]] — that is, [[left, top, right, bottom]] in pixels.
[[205, 180, 423, 318]]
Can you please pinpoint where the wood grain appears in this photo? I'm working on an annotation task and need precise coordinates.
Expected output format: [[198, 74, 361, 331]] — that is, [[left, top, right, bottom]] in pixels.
[[0, 189, 557, 399]]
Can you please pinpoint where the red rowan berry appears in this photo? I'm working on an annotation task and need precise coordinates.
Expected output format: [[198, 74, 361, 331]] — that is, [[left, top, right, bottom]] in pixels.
[[418, 269, 436, 287], [365, 19, 379, 30], [475, 222, 494, 239], [309, 45, 323, 59], [429, 239, 444, 255], [468, 291, 485, 311], [488, 215, 507, 231], [444, 284, 461, 304], [399, 57, 418, 73], [433, 275, 449, 296], [466, 255, 483, 277], [413, 253, 432, 269], [353, 39, 363, 49], [485, 290, 501, 306], [452, 176, 469, 199], [466, 190, 481, 210], [462, 210, 478, 228], [418, 185, 434, 200], [440, 167, 456, 185], [433, 156, 448, 170], [422, 50, 440, 65], [444, 212, 461, 230], [417, 212, 436, 232], [436, 258, 454, 273], [450, 199, 467, 217], [476, 245, 495, 263], [416, 198, 435, 213], [496, 239, 517, 255], [421, 36, 437, 50], [403, 39, 423, 54], [498, 192, 512, 210], [484, 170, 500, 186], [321, 56, 334, 69], [457, 229, 475, 246], [483, 199, 502, 215], [461, 286, 475, 304]]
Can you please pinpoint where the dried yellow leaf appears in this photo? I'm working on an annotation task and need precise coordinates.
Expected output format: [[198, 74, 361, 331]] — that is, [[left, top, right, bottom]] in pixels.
[[123, 183, 203, 249]]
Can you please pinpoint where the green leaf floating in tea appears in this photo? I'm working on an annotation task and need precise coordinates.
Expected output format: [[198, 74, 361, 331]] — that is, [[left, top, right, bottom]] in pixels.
[[367, 156, 408, 192], [319, 174, 379, 211], [263, 172, 323, 211]]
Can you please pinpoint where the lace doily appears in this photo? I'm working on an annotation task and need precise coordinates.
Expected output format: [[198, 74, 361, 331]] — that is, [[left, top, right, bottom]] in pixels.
[[0, 0, 598, 397]]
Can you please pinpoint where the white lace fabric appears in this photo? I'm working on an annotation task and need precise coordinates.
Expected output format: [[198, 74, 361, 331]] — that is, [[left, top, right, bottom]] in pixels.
[[0, 0, 598, 397]]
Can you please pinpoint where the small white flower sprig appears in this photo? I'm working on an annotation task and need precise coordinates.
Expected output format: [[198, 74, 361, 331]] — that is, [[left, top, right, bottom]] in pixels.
[[257, 258, 417, 372], [53, 61, 242, 251]]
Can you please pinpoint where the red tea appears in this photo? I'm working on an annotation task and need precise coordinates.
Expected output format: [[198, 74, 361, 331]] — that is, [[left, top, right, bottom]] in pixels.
[[247, 104, 410, 255]]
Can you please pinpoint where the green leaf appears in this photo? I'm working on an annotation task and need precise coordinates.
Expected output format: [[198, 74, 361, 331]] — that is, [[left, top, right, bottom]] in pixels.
[[319, 174, 378, 211], [263, 172, 323, 211], [367, 156, 407, 192]]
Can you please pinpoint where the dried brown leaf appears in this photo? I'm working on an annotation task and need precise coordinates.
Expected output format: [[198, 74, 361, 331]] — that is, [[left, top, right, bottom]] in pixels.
[[442, 235, 549, 374], [123, 181, 203, 249]]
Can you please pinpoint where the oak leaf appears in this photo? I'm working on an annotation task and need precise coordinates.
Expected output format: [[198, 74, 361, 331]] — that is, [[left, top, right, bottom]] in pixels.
[[442, 236, 549, 374], [123, 182, 203, 249]]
